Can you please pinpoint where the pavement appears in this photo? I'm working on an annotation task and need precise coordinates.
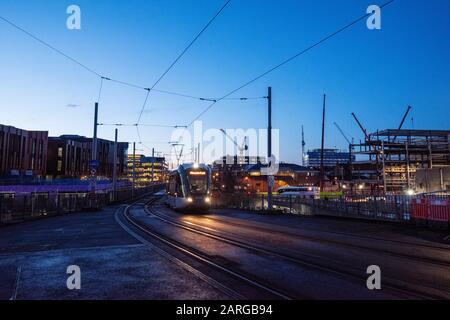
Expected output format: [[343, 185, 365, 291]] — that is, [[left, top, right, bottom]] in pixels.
[[0, 205, 229, 300]]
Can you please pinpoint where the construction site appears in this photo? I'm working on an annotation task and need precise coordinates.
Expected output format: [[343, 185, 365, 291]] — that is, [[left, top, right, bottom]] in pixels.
[[345, 107, 450, 195]]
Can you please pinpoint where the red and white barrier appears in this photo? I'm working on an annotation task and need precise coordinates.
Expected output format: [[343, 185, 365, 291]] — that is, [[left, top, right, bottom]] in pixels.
[[429, 199, 450, 222], [412, 197, 450, 227]]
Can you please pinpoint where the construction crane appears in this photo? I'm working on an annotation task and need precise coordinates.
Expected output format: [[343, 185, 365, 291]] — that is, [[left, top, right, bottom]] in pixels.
[[333, 122, 353, 145], [301, 125, 306, 166], [393, 105, 412, 142], [220, 129, 248, 157], [398, 105, 412, 130], [351, 112, 370, 141]]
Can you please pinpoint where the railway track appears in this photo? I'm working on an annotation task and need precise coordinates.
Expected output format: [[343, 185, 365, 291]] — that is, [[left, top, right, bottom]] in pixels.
[[119, 197, 294, 300], [146, 197, 450, 300]]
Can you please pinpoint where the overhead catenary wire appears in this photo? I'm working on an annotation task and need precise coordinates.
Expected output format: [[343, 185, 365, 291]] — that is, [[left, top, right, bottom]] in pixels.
[[187, 0, 396, 126], [97, 77, 104, 103], [105, 77, 265, 102], [136, 0, 232, 124], [0, 6, 264, 135], [0, 16, 102, 77], [138, 88, 151, 124], [1, 1, 396, 133], [98, 123, 186, 128], [222, 96, 268, 100], [0, 10, 231, 103], [94, 77, 220, 102]]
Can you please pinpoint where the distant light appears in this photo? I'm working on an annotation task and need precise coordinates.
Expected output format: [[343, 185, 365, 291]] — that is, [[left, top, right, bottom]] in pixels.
[[187, 197, 193, 203], [193, 163, 199, 169], [358, 184, 364, 190], [342, 185, 347, 189], [205, 197, 211, 203], [406, 189, 415, 196]]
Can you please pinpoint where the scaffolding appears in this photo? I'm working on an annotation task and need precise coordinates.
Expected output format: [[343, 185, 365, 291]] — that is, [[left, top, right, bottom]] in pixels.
[[350, 129, 450, 195]]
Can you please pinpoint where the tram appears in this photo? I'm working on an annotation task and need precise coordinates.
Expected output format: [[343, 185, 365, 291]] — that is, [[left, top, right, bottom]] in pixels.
[[166, 163, 213, 210]]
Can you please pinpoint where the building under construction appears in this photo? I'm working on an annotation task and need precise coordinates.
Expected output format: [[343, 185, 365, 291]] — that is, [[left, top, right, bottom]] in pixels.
[[350, 129, 450, 195]]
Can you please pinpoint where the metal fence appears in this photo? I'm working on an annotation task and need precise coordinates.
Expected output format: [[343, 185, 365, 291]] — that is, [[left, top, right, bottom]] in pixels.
[[273, 196, 413, 222], [0, 184, 164, 226], [216, 192, 450, 229], [218, 193, 413, 221]]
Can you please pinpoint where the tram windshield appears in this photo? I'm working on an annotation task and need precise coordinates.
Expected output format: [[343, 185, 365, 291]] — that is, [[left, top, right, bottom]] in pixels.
[[187, 171, 208, 194]]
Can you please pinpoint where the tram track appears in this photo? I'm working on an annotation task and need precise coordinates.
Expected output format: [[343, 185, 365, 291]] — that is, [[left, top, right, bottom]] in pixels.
[[169, 209, 450, 268], [146, 198, 450, 300], [204, 211, 450, 251], [119, 196, 295, 300]]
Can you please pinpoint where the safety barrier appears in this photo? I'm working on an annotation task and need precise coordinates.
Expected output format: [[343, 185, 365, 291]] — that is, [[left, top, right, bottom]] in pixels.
[[220, 192, 449, 230], [0, 183, 164, 226], [411, 196, 450, 229]]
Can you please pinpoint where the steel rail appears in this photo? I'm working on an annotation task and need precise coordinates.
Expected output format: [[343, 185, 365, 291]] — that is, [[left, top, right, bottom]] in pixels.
[[147, 200, 449, 300]]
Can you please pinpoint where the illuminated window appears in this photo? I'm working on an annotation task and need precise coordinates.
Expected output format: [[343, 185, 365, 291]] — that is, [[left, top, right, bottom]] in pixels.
[[58, 147, 63, 157], [57, 160, 62, 172]]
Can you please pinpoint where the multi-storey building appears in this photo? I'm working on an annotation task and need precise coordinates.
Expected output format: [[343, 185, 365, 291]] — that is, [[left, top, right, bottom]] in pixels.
[[127, 154, 168, 186], [0, 124, 48, 178], [307, 149, 354, 168], [46, 135, 128, 179]]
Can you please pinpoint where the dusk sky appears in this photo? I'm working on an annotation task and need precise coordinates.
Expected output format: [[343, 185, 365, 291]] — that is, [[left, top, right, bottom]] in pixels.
[[0, 0, 449, 164]]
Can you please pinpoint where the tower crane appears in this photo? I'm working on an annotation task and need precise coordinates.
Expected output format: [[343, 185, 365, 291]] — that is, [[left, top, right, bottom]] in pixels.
[[333, 122, 353, 145], [398, 105, 412, 130], [301, 125, 306, 166], [220, 129, 248, 157], [393, 105, 412, 142], [351, 112, 370, 141]]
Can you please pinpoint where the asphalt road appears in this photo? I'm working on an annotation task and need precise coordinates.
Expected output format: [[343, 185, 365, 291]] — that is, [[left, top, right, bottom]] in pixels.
[[0, 196, 449, 300]]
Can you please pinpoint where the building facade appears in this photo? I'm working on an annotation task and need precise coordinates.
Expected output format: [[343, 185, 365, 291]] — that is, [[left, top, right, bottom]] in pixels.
[[46, 135, 128, 179], [307, 149, 354, 168], [211, 156, 266, 193], [127, 154, 168, 186], [0, 124, 48, 178], [242, 163, 320, 193]]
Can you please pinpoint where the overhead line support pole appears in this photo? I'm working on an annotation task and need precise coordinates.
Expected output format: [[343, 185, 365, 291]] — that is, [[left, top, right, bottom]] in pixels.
[[267, 87, 273, 211], [320, 94, 326, 192]]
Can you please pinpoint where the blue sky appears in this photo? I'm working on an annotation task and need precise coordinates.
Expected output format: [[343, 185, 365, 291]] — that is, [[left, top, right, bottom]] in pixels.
[[0, 0, 449, 163]]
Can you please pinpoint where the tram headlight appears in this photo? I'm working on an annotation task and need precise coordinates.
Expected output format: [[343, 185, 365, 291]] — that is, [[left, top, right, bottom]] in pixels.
[[187, 197, 193, 203], [205, 197, 211, 203]]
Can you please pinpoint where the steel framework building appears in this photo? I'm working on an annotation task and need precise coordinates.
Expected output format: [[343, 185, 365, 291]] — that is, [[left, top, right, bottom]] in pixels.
[[350, 129, 450, 194]]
